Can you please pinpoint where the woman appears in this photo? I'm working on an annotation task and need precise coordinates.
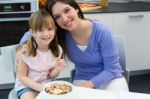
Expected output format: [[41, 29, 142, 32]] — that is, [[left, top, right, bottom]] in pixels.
[[20, 0, 128, 91]]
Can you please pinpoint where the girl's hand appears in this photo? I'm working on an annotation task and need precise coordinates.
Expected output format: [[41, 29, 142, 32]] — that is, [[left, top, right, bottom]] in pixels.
[[56, 58, 66, 71], [80, 81, 94, 89], [48, 58, 66, 79]]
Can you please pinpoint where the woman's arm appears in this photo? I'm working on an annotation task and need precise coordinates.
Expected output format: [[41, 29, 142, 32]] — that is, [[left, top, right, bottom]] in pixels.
[[81, 22, 122, 89], [19, 31, 32, 44], [90, 26, 122, 89], [17, 58, 42, 92]]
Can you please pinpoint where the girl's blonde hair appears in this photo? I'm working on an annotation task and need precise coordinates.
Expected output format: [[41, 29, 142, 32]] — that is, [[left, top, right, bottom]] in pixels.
[[25, 9, 59, 57]]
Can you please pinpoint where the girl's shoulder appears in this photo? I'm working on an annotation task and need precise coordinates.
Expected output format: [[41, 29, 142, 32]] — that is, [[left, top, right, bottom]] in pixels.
[[16, 44, 26, 57], [15, 44, 26, 67]]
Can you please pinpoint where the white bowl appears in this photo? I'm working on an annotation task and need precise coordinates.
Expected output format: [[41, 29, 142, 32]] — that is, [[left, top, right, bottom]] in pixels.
[[43, 80, 73, 95]]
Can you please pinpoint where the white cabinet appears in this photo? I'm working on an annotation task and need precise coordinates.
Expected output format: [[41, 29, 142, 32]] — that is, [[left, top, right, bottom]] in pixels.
[[0, 45, 16, 89], [84, 13, 114, 33], [84, 12, 150, 71], [114, 12, 150, 71]]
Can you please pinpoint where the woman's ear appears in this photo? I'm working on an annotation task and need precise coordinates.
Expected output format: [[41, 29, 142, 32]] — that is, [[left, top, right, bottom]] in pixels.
[[76, 9, 79, 13]]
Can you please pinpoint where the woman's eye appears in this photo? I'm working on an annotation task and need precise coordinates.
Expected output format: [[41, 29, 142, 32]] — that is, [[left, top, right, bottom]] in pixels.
[[65, 8, 70, 13], [54, 15, 60, 20]]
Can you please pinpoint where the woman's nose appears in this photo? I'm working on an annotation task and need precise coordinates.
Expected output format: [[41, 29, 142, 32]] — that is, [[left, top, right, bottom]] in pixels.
[[61, 14, 68, 22]]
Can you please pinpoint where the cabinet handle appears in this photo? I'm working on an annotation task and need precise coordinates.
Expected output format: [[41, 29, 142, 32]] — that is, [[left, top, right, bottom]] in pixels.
[[128, 15, 144, 18]]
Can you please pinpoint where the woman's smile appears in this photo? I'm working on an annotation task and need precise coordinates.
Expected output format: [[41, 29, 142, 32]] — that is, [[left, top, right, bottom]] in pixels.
[[52, 2, 79, 31]]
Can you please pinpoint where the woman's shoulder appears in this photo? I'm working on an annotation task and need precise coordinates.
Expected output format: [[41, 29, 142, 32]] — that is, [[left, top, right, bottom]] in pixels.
[[91, 20, 108, 29], [90, 20, 113, 41]]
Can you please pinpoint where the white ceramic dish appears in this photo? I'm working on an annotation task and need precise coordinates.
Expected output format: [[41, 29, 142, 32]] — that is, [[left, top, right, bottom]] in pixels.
[[43, 80, 73, 95]]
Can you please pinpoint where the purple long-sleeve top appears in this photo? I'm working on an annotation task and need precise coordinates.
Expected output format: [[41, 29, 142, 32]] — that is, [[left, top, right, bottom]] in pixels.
[[66, 20, 123, 88]]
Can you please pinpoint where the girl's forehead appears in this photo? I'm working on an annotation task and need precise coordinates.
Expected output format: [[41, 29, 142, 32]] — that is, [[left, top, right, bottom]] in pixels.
[[40, 19, 53, 27]]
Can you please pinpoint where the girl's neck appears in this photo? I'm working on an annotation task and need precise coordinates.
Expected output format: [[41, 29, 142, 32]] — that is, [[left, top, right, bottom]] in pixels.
[[38, 46, 49, 52]]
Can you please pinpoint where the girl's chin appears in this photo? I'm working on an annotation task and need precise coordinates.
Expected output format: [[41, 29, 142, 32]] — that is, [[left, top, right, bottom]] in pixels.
[[41, 41, 51, 45]]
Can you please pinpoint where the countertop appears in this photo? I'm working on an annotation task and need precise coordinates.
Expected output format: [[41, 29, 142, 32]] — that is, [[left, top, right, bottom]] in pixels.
[[83, 2, 150, 13]]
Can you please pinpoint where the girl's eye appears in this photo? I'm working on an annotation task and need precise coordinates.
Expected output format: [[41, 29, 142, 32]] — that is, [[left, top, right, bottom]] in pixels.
[[48, 28, 52, 31], [38, 29, 43, 32]]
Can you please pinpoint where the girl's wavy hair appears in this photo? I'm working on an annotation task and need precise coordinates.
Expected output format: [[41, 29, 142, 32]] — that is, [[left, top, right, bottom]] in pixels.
[[25, 9, 59, 57]]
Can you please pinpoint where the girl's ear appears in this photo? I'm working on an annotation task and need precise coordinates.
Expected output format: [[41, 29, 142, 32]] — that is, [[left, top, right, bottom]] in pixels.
[[29, 29, 32, 34], [29, 29, 35, 38]]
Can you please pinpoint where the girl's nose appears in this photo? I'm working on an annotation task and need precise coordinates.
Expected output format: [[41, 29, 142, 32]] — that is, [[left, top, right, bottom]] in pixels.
[[43, 30, 50, 36]]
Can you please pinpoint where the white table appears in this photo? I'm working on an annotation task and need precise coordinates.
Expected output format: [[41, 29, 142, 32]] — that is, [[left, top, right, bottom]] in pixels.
[[119, 91, 150, 99], [36, 86, 118, 99], [36, 86, 150, 99]]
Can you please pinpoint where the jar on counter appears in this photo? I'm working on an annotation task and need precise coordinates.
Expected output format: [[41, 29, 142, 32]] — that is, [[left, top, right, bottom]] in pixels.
[[100, 0, 108, 6]]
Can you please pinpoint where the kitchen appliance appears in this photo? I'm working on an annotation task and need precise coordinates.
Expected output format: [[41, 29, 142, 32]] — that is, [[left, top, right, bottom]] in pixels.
[[0, 0, 38, 89], [0, 0, 39, 47]]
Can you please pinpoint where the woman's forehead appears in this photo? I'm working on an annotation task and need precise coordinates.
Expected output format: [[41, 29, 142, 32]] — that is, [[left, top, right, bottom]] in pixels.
[[52, 2, 70, 14]]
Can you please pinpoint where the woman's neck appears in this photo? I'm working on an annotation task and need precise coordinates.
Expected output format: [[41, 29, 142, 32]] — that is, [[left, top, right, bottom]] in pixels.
[[72, 19, 91, 37], [71, 19, 92, 45]]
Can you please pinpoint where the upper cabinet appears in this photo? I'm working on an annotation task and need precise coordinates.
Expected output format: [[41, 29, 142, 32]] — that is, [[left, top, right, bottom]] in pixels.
[[84, 13, 114, 33]]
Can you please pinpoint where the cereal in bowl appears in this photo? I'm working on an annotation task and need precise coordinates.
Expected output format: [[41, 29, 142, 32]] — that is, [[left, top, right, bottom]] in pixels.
[[45, 83, 72, 95]]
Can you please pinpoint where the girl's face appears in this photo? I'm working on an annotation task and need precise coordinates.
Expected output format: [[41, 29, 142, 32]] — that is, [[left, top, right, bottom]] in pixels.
[[52, 2, 79, 31], [32, 27, 55, 48]]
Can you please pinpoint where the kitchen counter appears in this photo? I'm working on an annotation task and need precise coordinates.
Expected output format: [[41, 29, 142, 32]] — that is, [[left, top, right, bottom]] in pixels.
[[83, 2, 150, 13]]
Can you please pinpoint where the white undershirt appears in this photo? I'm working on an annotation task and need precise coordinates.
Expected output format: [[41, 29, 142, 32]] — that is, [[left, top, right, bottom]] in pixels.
[[77, 44, 87, 51]]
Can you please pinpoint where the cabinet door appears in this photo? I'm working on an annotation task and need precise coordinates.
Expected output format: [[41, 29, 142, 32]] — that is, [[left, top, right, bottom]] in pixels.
[[84, 13, 114, 33], [0, 45, 17, 89], [114, 12, 150, 71]]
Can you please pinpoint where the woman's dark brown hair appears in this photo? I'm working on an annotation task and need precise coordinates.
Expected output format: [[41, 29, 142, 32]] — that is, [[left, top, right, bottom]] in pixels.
[[45, 0, 85, 58]]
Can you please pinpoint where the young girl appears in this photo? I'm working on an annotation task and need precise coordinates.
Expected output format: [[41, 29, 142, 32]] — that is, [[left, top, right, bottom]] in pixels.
[[15, 9, 65, 99]]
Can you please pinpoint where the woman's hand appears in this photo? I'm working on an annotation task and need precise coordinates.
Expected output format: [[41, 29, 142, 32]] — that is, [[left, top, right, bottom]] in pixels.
[[80, 80, 94, 88]]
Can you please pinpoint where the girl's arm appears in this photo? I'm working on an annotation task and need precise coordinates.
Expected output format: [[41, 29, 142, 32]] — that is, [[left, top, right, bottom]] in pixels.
[[48, 45, 65, 79], [48, 58, 65, 79], [17, 58, 42, 92]]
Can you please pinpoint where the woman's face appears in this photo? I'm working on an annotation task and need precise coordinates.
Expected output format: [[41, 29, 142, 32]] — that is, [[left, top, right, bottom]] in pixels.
[[32, 27, 55, 48], [51, 2, 79, 31]]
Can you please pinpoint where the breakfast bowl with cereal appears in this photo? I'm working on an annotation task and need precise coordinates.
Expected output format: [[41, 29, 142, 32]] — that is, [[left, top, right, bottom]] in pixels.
[[43, 80, 73, 96]]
